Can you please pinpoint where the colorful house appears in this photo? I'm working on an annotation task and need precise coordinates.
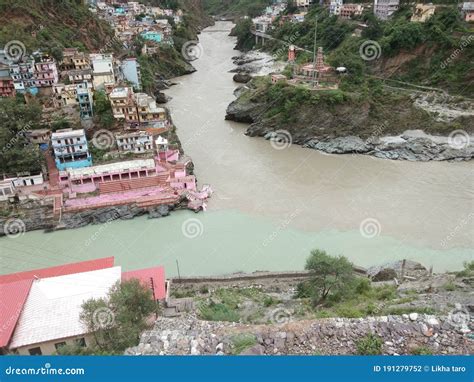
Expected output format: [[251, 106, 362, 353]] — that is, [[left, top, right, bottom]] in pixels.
[[120, 57, 142, 90], [77, 82, 94, 120], [0, 257, 166, 355], [140, 30, 163, 43], [51, 128, 92, 171]]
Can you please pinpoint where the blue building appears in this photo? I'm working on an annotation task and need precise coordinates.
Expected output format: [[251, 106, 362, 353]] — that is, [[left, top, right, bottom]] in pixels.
[[120, 58, 142, 90], [140, 31, 163, 43], [51, 129, 92, 171], [76, 83, 94, 120]]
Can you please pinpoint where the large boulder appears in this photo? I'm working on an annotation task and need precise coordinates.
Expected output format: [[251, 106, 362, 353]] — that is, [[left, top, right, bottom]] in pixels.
[[233, 73, 252, 83]]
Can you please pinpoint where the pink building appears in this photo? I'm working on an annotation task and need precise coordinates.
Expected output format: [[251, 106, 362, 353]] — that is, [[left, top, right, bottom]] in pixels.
[[33, 57, 59, 87]]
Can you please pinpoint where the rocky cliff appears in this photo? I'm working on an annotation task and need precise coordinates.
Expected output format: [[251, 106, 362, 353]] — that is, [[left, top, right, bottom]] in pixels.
[[226, 78, 474, 162]]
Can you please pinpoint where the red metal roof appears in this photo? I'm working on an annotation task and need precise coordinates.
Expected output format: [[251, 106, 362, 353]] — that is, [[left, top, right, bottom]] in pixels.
[[0, 279, 33, 348], [122, 266, 166, 300], [0, 257, 115, 284]]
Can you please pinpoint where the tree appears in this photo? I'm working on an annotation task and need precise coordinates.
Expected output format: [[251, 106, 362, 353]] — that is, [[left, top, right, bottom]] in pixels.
[[297, 249, 355, 306], [77, 279, 156, 354], [93, 90, 114, 129], [0, 97, 44, 175]]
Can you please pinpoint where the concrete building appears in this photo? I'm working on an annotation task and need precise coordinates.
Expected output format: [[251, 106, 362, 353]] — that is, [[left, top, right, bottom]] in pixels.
[[51, 128, 92, 171], [9, 57, 35, 93], [462, 2, 474, 22], [0, 64, 15, 97], [120, 57, 142, 90], [109, 86, 139, 125], [329, 0, 343, 16], [340, 4, 364, 19], [411, 4, 437, 22], [53, 83, 79, 107], [296, 0, 316, 8], [9, 267, 122, 355], [140, 30, 163, 43], [90, 53, 115, 89], [374, 0, 400, 20], [60, 158, 157, 187], [134, 92, 168, 128], [25, 129, 51, 147], [77, 82, 94, 120], [32, 56, 59, 88], [115, 131, 153, 153], [60, 48, 91, 71]]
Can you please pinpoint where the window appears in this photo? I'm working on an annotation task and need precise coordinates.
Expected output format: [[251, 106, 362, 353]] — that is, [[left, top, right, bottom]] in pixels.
[[28, 347, 42, 355], [54, 342, 67, 351], [75, 338, 86, 347]]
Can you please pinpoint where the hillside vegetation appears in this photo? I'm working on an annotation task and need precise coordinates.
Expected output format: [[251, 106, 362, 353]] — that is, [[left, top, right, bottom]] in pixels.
[[0, 0, 119, 58], [203, 0, 272, 18]]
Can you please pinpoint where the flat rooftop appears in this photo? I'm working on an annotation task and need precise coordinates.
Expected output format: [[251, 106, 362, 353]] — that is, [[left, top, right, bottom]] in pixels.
[[67, 159, 156, 179]]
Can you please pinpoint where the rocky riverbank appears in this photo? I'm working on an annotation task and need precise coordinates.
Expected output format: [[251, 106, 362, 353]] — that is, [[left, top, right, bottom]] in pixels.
[[126, 312, 472, 355], [225, 61, 474, 162], [0, 197, 185, 236]]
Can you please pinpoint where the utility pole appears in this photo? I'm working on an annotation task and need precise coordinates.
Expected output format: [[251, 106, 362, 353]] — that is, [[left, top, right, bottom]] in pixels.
[[312, 16, 318, 88], [176, 259, 181, 281]]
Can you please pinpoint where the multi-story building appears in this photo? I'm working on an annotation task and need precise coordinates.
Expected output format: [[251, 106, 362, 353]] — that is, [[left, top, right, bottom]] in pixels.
[[9, 57, 35, 93], [53, 83, 79, 107], [120, 57, 142, 90], [340, 4, 364, 19], [109, 86, 139, 125], [411, 4, 437, 22], [59, 48, 91, 71], [461, 2, 474, 22], [140, 30, 163, 43], [77, 82, 94, 120], [134, 92, 168, 128], [32, 56, 59, 88], [296, 0, 316, 8], [329, 0, 343, 16], [115, 131, 153, 153], [51, 128, 92, 171], [374, 0, 400, 20], [90, 53, 115, 89], [65, 68, 93, 85], [0, 64, 15, 97]]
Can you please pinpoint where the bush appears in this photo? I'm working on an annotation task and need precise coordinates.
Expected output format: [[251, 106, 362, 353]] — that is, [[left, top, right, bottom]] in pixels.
[[230, 334, 257, 355], [356, 333, 383, 355], [300, 249, 355, 306], [199, 302, 240, 322]]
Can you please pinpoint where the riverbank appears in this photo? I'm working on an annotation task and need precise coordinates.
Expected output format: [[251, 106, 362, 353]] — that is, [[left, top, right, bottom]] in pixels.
[[225, 56, 473, 162], [127, 261, 473, 355]]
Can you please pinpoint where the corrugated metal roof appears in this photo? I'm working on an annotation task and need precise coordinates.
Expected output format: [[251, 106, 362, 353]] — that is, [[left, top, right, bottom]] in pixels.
[[122, 266, 166, 300], [9, 267, 121, 350], [0, 279, 33, 348], [0, 257, 115, 284]]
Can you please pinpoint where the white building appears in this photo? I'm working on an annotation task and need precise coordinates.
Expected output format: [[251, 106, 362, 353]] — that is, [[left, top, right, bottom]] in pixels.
[[374, 0, 400, 20], [330, 0, 343, 15], [90, 53, 115, 90], [9, 267, 121, 355], [115, 131, 153, 154]]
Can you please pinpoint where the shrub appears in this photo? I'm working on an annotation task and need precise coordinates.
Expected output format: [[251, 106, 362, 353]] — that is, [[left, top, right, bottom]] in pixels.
[[199, 302, 240, 322], [230, 334, 257, 355], [356, 333, 383, 355]]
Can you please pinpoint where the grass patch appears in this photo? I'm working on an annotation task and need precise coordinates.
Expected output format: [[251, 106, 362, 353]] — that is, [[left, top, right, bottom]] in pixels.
[[411, 346, 433, 355], [199, 302, 240, 322], [356, 334, 383, 355], [230, 334, 257, 355]]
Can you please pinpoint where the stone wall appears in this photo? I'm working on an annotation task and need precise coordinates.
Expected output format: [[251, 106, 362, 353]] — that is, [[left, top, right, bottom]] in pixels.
[[125, 312, 472, 356]]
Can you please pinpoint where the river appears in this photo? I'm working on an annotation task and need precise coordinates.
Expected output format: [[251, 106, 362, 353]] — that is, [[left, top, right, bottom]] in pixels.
[[0, 22, 472, 277]]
